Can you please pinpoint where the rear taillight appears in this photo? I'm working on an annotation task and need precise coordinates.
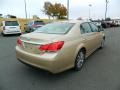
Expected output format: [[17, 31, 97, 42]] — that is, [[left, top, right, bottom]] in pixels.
[[3, 26, 5, 30], [38, 41, 64, 52], [17, 37, 22, 46]]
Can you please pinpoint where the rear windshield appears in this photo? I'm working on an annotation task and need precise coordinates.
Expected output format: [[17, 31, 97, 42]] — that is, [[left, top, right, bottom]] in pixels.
[[5, 21, 19, 26], [34, 21, 45, 25], [34, 22, 74, 34]]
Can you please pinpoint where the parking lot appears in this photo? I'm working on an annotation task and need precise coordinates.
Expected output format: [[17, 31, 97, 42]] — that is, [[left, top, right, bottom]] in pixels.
[[0, 27, 120, 90]]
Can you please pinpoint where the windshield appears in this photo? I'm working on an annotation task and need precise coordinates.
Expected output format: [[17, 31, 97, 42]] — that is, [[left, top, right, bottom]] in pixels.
[[34, 22, 74, 34], [5, 21, 19, 26]]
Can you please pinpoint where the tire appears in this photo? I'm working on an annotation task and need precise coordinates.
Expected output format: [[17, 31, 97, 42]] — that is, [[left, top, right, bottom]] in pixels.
[[100, 38, 105, 49], [74, 49, 85, 71]]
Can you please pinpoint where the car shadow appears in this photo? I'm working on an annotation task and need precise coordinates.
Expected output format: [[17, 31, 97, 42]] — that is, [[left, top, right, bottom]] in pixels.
[[4, 34, 21, 37], [24, 63, 75, 76], [18, 61, 85, 82]]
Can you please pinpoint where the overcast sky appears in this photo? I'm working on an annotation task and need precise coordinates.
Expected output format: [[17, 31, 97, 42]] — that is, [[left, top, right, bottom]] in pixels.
[[0, 0, 120, 19]]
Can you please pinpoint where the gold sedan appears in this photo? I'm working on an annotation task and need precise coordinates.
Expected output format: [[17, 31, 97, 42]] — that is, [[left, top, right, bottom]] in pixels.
[[16, 20, 105, 73]]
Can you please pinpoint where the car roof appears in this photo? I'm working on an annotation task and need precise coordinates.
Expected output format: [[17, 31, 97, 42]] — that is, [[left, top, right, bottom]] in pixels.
[[58, 19, 91, 24], [3, 20, 18, 22]]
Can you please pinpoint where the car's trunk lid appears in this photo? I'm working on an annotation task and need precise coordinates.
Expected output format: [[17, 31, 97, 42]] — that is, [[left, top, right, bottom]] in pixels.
[[20, 33, 63, 54]]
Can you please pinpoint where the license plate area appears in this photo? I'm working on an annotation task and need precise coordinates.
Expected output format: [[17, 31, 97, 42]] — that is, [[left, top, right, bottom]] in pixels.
[[10, 27, 16, 28], [24, 42, 34, 49], [22, 42, 40, 53]]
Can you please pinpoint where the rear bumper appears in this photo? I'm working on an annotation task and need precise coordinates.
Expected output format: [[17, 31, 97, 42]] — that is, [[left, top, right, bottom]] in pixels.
[[15, 46, 72, 73], [3, 30, 21, 34]]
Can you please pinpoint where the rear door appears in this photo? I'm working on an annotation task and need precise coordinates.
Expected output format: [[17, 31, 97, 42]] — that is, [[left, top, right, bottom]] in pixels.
[[89, 22, 103, 48], [80, 22, 97, 54]]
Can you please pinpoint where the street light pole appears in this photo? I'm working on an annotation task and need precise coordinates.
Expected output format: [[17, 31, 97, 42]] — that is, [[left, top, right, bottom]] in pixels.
[[105, 0, 109, 20], [67, 0, 69, 20], [24, 0, 27, 21], [89, 4, 92, 19]]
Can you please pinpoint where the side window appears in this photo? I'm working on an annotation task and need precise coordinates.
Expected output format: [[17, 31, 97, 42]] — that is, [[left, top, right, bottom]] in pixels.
[[80, 23, 92, 34], [89, 23, 98, 32]]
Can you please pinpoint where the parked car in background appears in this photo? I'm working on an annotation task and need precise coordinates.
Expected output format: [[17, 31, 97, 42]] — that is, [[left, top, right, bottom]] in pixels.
[[0, 20, 21, 36], [93, 21, 101, 26], [16, 20, 105, 73], [112, 19, 120, 27], [101, 20, 120, 28], [25, 20, 45, 33], [101, 21, 108, 28], [92, 21, 102, 27]]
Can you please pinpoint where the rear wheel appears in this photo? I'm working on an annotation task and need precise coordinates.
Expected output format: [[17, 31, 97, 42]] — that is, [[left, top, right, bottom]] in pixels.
[[74, 49, 85, 71]]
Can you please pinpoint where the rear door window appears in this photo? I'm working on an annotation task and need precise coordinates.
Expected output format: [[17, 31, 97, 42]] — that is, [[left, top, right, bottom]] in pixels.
[[80, 23, 92, 34], [89, 23, 99, 32], [5, 21, 19, 26]]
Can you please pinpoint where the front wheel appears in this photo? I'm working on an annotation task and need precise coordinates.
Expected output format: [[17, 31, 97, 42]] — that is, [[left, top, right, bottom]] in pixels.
[[74, 50, 85, 71]]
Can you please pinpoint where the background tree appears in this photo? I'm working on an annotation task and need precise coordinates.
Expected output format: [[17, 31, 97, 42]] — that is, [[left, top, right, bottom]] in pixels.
[[43, 2, 52, 19], [105, 17, 111, 21], [33, 15, 40, 19], [58, 5, 67, 19], [43, 2, 67, 19], [0, 14, 3, 18], [52, 3, 61, 19]]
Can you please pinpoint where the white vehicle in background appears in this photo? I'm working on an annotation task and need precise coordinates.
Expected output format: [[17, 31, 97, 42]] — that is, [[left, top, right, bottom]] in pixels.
[[92, 21, 102, 27], [0, 20, 21, 36]]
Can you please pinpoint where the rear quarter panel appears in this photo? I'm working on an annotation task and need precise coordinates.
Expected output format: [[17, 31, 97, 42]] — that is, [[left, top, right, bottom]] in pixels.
[[52, 23, 85, 69]]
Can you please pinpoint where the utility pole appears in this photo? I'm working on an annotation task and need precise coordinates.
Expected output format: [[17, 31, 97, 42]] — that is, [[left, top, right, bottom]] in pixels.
[[89, 4, 92, 19], [24, 0, 28, 23], [67, 0, 69, 20], [105, 0, 109, 20]]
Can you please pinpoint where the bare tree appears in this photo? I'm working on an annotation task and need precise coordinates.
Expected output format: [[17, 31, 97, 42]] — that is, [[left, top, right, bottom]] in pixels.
[[43, 2, 52, 19], [33, 15, 40, 19], [43, 2, 67, 19]]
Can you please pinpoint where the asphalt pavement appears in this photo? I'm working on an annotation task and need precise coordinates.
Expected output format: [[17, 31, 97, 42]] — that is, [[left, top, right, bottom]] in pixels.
[[0, 27, 120, 90]]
